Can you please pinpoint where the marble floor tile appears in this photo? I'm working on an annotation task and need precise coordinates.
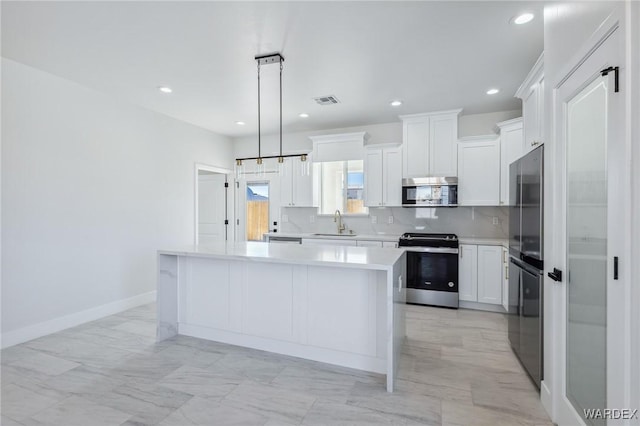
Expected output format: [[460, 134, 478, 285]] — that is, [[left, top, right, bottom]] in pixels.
[[270, 365, 358, 403], [30, 395, 132, 426], [158, 396, 269, 426], [302, 400, 422, 425], [208, 352, 287, 384], [222, 380, 317, 424], [83, 379, 193, 425], [441, 400, 553, 426], [1, 302, 552, 426], [1, 383, 63, 421], [347, 381, 442, 425], [158, 365, 243, 398], [8, 351, 81, 377]]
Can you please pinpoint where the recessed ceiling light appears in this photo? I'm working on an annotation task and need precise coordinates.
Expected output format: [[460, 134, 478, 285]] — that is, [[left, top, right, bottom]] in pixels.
[[513, 13, 534, 25], [158, 86, 172, 94], [390, 100, 403, 107], [486, 88, 500, 95], [299, 113, 309, 118], [235, 121, 246, 126]]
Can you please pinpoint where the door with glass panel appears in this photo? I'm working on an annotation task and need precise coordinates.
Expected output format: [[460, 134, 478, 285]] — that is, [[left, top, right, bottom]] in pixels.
[[555, 27, 626, 425]]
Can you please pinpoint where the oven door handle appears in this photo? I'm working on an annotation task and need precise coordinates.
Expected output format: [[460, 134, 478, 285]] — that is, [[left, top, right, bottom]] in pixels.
[[401, 247, 459, 254]]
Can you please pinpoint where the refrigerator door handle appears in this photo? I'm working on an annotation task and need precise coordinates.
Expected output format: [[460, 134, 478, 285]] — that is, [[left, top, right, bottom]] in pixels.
[[547, 268, 563, 282]]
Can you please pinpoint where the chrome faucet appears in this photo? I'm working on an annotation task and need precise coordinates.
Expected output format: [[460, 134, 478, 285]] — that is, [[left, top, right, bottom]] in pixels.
[[334, 209, 346, 234]]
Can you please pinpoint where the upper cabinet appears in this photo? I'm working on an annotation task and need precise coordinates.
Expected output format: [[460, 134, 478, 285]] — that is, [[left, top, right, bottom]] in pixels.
[[400, 109, 462, 178], [457, 135, 501, 206], [516, 53, 544, 155], [497, 118, 523, 205], [364, 145, 402, 207], [280, 154, 318, 207]]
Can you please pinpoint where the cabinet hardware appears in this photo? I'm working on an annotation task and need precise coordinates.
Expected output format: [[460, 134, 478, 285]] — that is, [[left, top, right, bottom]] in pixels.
[[505, 265, 508, 279], [548, 268, 562, 282], [600, 66, 619, 93], [614, 256, 619, 280]]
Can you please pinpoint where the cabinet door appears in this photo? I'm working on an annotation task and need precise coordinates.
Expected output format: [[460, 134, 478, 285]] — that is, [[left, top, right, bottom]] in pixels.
[[499, 122, 523, 205], [458, 244, 478, 302], [356, 240, 383, 248], [382, 147, 403, 206], [522, 79, 544, 155], [402, 117, 429, 177], [429, 114, 458, 176], [292, 159, 316, 207], [458, 138, 500, 205], [477, 245, 503, 305], [502, 247, 509, 311], [364, 149, 383, 207]]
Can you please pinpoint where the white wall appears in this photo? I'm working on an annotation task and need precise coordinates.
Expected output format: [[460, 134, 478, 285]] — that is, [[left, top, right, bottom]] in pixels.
[[233, 110, 522, 158], [1, 59, 233, 345]]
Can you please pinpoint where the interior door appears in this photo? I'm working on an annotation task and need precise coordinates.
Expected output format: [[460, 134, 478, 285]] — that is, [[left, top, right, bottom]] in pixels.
[[554, 27, 626, 425], [197, 172, 227, 244]]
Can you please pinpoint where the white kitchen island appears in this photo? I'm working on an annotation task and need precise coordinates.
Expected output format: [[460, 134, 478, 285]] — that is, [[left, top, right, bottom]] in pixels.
[[157, 241, 406, 392]]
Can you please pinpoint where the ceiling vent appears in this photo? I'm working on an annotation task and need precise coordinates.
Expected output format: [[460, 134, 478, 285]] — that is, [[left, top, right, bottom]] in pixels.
[[313, 95, 340, 106]]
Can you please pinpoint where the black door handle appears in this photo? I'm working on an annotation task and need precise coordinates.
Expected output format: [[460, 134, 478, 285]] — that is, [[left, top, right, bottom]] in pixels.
[[548, 268, 562, 282]]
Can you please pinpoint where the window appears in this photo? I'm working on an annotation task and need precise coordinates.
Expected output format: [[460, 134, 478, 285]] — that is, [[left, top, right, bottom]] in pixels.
[[246, 182, 269, 241], [317, 160, 368, 215]]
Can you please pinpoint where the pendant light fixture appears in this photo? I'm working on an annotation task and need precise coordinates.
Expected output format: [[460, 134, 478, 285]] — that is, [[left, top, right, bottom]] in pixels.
[[234, 52, 309, 178]]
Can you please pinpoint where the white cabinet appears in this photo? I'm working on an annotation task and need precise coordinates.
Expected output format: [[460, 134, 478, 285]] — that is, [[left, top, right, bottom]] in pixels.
[[459, 244, 504, 307], [458, 244, 478, 302], [497, 118, 524, 205], [356, 240, 383, 248], [400, 109, 462, 178], [477, 245, 503, 305], [382, 241, 398, 248], [501, 247, 509, 312], [516, 53, 544, 155], [457, 136, 500, 206], [364, 146, 402, 207], [280, 155, 317, 207], [301, 238, 357, 247]]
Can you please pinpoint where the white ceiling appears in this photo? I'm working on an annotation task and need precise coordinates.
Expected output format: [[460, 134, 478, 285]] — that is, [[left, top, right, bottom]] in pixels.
[[2, 1, 544, 137]]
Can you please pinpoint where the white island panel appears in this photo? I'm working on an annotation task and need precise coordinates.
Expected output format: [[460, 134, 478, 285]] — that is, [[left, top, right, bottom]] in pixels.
[[158, 242, 406, 392]]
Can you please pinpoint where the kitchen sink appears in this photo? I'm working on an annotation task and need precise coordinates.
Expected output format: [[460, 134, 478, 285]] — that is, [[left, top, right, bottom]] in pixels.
[[312, 233, 357, 237]]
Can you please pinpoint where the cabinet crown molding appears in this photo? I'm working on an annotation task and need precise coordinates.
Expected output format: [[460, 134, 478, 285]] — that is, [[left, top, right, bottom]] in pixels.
[[398, 108, 463, 121], [515, 52, 544, 99], [495, 117, 524, 133]]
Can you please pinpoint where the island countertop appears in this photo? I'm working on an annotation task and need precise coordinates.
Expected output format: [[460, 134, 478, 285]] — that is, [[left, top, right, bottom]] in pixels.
[[159, 241, 405, 271]]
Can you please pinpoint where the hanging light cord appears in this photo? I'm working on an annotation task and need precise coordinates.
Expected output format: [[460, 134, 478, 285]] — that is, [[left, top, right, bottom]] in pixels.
[[257, 61, 261, 159], [279, 60, 283, 159]]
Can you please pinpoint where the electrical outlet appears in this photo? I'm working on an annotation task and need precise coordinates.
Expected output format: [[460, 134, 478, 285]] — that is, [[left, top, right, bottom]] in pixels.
[[371, 215, 377, 224], [309, 215, 315, 223], [388, 216, 394, 224], [282, 214, 289, 223], [492, 217, 499, 225]]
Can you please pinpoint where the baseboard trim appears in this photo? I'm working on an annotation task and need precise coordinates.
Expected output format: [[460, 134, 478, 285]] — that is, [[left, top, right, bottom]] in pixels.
[[1, 291, 157, 349], [540, 380, 553, 421], [459, 300, 507, 313]]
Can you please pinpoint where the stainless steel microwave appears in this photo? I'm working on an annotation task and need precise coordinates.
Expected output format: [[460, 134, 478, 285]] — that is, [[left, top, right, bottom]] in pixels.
[[402, 177, 458, 207]]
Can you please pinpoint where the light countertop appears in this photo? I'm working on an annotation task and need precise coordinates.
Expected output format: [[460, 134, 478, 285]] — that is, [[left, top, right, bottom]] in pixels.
[[458, 237, 508, 247], [159, 241, 405, 271], [264, 232, 401, 242]]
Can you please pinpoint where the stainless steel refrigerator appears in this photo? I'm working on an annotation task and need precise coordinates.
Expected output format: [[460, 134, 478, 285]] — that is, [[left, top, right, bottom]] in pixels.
[[508, 145, 544, 389]]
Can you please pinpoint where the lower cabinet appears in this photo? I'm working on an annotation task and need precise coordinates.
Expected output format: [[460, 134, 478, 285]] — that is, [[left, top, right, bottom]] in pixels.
[[356, 240, 384, 248], [459, 244, 505, 308], [501, 247, 509, 312]]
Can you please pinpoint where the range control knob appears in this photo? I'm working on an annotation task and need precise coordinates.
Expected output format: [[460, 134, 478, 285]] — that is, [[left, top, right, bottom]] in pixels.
[[448, 282, 455, 288]]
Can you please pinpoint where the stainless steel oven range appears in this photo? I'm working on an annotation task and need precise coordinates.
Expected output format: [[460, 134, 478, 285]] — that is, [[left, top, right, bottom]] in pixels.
[[398, 233, 459, 308]]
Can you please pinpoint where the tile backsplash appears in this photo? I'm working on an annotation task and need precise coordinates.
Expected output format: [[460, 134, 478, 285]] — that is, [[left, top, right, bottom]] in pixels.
[[279, 206, 508, 239]]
